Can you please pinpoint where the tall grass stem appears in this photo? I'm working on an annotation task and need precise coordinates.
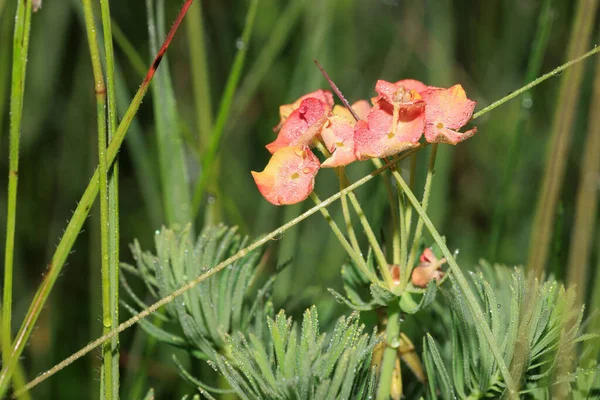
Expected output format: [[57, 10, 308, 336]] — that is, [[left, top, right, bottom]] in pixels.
[[2, 0, 32, 372], [0, 1, 193, 395]]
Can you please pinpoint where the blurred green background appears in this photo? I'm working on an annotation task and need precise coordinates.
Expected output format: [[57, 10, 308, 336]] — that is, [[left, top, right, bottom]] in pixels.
[[0, 0, 598, 398]]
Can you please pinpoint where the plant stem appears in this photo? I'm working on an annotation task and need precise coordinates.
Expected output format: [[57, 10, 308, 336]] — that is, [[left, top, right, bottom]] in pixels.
[[99, 0, 121, 395], [386, 164, 518, 396], [338, 172, 362, 255], [565, 37, 600, 305], [377, 300, 401, 400], [405, 144, 439, 283], [191, 0, 260, 218], [310, 193, 375, 282], [185, 0, 212, 151], [383, 170, 401, 265], [528, 0, 599, 278], [488, 0, 554, 260], [2, 0, 31, 371], [0, 1, 193, 395], [81, 0, 114, 396]]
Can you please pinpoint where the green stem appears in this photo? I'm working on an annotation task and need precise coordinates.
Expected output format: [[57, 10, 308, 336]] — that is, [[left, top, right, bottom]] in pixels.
[[527, 0, 599, 278], [383, 170, 401, 265], [488, 0, 554, 260], [185, 0, 213, 150], [377, 300, 401, 400], [81, 0, 114, 396], [405, 144, 439, 283], [191, 0, 260, 218], [0, 1, 193, 395], [2, 0, 31, 370], [347, 192, 394, 289], [310, 193, 375, 282], [387, 164, 518, 396], [99, 0, 120, 396]]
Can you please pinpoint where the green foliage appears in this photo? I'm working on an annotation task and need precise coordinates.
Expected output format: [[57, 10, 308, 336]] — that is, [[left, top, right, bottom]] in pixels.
[[423, 262, 591, 399], [328, 249, 438, 314], [121, 224, 272, 359], [209, 306, 380, 400]]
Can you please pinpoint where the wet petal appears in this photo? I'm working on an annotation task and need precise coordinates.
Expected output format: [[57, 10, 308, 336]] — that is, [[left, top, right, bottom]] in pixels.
[[420, 84, 477, 145], [375, 80, 421, 106], [332, 99, 372, 121], [251, 146, 320, 205], [276, 89, 334, 130], [266, 97, 331, 154], [321, 115, 357, 167], [354, 99, 425, 160]]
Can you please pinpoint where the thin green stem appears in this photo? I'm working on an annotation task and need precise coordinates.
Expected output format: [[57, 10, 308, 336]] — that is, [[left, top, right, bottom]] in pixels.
[[0, 305, 30, 400], [191, 0, 260, 218], [472, 46, 600, 121], [347, 192, 394, 289], [15, 146, 421, 398], [387, 164, 517, 395], [488, 0, 554, 260], [310, 192, 375, 282], [99, 0, 120, 395], [2, 0, 31, 371], [405, 144, 439, 283], [338, 171, 362, 255], [81, 0, 114, 396], [185, 0, 213, 150], [528, 0, 599, 278], [0, 1, 193, 395], [383, 171, 401, 265], [377, 300, 401, 400]]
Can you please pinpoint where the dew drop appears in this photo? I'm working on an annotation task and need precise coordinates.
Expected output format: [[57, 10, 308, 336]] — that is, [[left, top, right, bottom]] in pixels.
[[235, 39, 245, 50]]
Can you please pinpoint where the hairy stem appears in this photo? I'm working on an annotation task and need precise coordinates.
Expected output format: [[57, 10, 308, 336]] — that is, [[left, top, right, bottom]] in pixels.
[[377, 300, 402, 400], [2, 0, 31, 373]]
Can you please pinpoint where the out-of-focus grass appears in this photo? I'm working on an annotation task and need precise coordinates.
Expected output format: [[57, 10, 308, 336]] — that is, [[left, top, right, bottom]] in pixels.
[[1, 0, 599, 397]]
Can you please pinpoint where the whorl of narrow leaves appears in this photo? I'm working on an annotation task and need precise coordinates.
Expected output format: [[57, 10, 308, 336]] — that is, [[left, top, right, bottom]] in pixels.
[[423, 262, 590, 399], [208, 306, 380, 400], [120, 224, 272, 359]]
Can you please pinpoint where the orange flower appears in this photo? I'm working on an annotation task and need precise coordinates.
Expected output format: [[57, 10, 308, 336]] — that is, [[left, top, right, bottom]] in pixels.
[[411, 248, 446, 288], [420, 84, 477, 145], [321, 101, 372, 168], [275, 89, 334, 130], [354, 82, 425, 160], [251, 146, 320, 205], [266, 97, 332, 154]]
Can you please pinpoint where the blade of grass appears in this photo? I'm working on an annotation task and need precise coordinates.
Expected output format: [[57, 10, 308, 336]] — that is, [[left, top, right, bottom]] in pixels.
[[2, 0, 32, 373], [0, 1, 193, 395], [0, 305, 30, 400], [565, 49, 600, 305], [99, 0, 121, 396], [527, 0, 598, 278], [185, 0, 212, 150], [488, 0, 554, 261], [190, 0, 260, 218], [81, 0, 116, 396], [0, 1, 15, 145], [582, 235, 600, 366], [148, 0, 192, 227]]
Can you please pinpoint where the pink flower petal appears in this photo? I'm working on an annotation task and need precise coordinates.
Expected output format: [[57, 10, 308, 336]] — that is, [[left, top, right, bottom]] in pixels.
[[420, 84, 477, 145], [354, 99, 425, 160], [266, 97, 331, 154], [252, 146, 320, 205], [276, 89, 334, 131], [395, 79, 428, 93], [321, 115, 357, 168]]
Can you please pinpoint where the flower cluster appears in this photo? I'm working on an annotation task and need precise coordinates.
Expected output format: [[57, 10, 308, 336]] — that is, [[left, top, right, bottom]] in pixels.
[[252, 80, 477, 205]]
